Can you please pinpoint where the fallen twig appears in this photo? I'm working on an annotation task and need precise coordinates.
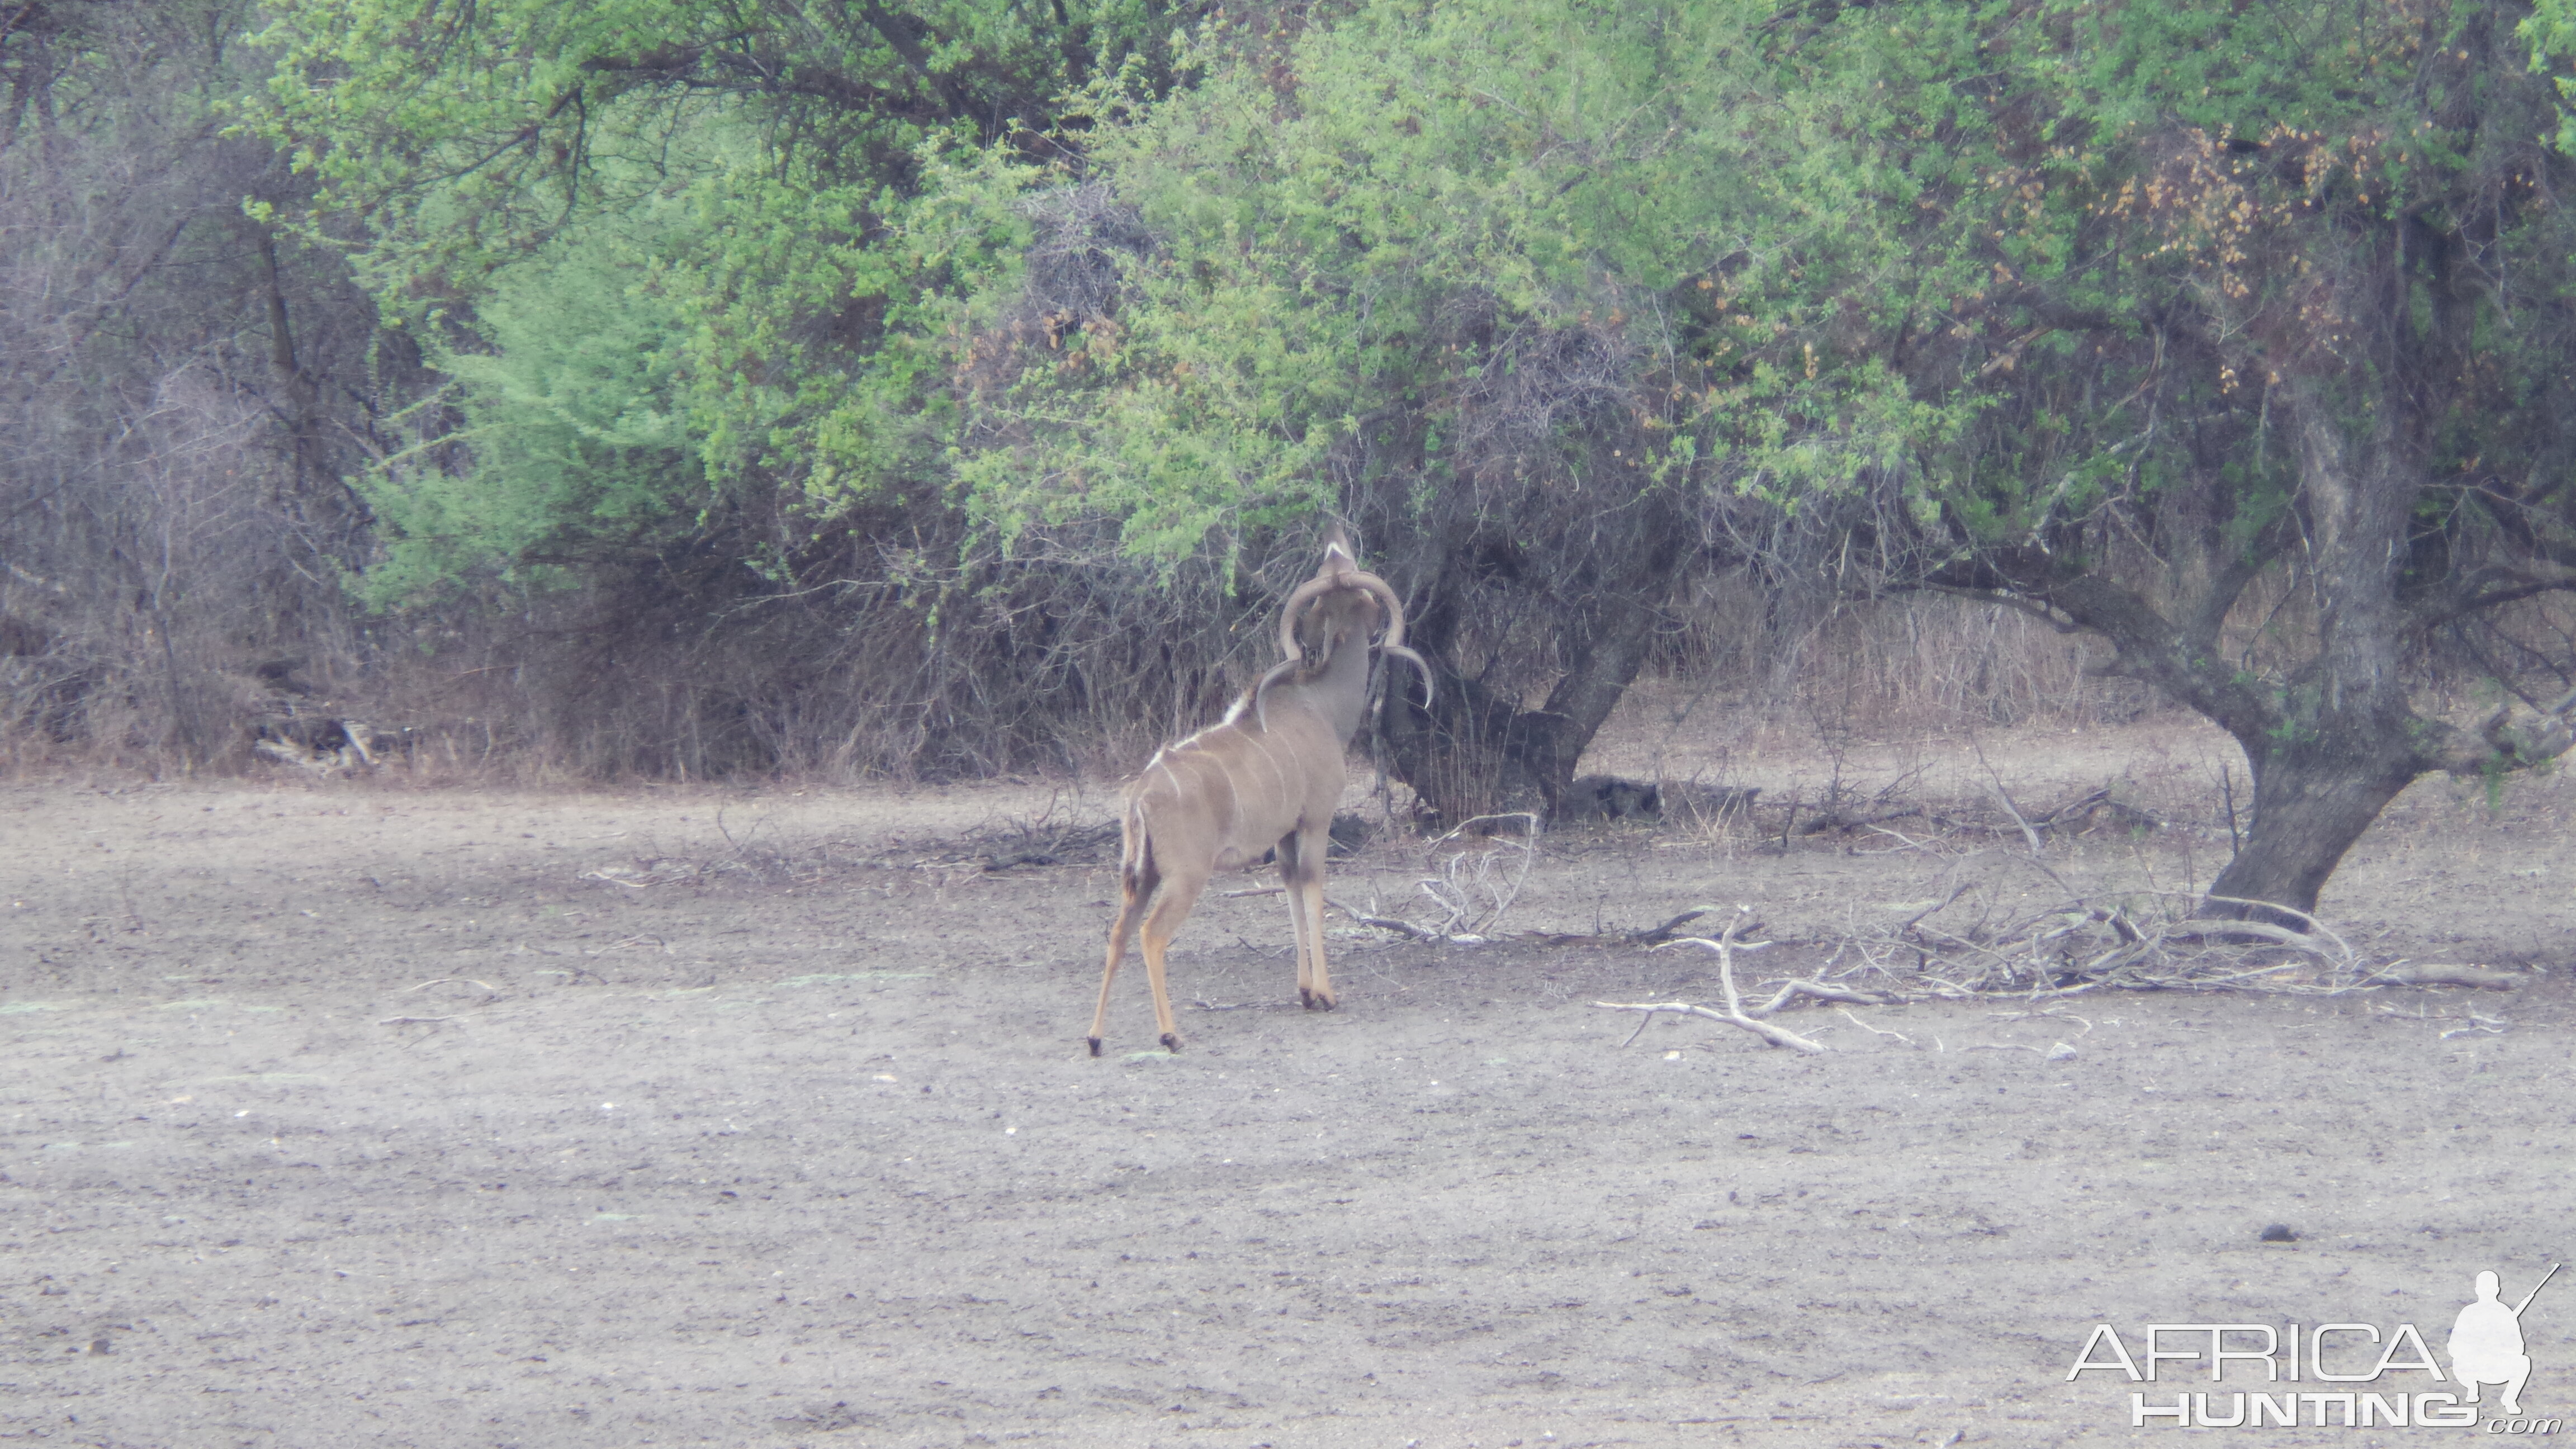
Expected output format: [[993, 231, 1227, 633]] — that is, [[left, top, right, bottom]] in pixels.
[[1966, 1040, 2079, 1059], [1326, 896, 1453, 943], [1972, 738, 2044, 857], [1597, 996, 1826, 1053], [1797, 803, 1927, 836], [1424, 812, 1540, 848], [1836, 1007, 1912, 1044], [1753, 979, 1897, 1015], [1855, 823, 1944, 853], [1595, 908, 1826, 1053], [1506, 906, 1751, 949], [1895, 885, 1973, 935], [1628, 907, 1712, 945], [590, 935, 670, 955], [2194, 896, 2356, 956], [2370, 965, 2525, 990]]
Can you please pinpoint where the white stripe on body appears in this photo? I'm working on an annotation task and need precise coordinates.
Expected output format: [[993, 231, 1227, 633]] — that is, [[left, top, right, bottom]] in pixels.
[[1240, 728, 1295, 810], [1153, 745, 1242, 829]]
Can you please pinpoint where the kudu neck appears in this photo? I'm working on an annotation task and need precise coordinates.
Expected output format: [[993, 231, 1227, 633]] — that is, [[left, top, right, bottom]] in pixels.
[[1299, 622, 1379, 744]]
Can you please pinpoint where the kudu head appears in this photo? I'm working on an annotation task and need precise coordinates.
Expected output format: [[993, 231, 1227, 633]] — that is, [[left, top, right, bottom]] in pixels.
[[1266, 526, 1436, 709]]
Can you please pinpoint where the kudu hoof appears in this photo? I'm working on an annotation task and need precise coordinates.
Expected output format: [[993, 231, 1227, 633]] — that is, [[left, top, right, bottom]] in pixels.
[[1159, 1032, 1181, 1053], [1087, 1036, 1103, 1057]]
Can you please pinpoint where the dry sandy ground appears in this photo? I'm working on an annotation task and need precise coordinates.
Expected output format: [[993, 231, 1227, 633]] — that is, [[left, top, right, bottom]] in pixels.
[[3, 720, 2572, 1447]]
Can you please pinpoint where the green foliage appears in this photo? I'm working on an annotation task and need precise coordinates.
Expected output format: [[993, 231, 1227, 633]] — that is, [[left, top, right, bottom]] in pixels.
[[965, 0, 1810, 558], [249, 0, 1178, 598], [351, 131, 1044, 602], [2535, 1, 2576, 149], [263, 0, 2574, 598], [356, 192, 705, 605], [248, 0, 1183, 312]]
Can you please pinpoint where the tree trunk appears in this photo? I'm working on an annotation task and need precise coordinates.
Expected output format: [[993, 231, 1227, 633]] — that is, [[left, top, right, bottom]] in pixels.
[[255, 226, 319, 499], [1375, 490, 1688, 826], [2016, 378, 2446, 926], [2203, 735, 2420, 921], [1379, 671, 1557, 826], [2194, 385, 2427, 921]]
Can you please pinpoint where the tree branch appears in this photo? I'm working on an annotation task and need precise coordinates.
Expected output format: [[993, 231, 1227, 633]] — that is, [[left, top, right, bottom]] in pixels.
[[859, 3, 975, 124]]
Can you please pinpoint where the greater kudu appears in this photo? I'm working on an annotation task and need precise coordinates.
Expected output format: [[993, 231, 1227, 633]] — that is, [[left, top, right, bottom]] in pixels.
[[1087, 529, 1434, 1054]]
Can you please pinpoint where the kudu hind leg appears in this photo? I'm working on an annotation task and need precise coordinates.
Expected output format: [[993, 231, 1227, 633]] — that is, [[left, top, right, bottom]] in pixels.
[[1088, 856, 1159, 1056], [1135, 873, 1209, 1051]]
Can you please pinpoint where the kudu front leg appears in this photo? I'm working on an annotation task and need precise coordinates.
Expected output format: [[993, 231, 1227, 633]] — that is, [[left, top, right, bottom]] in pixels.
[[1278, 826, 1335, 1010]]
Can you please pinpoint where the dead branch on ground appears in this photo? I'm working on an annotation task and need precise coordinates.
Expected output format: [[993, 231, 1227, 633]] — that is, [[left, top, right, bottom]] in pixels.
[[1859, 875, 2380, 994], [978, 816, 1118, 871], [1514, 903, 1743, 949], [2367, 964, 2525, 990], [1793, 783, 2184, 846], [1970, 738, 2043, 856], [1837, 1007, 1912, 1043], [1331, 813, 1539, 944], [1326, 895, 1453, 943], [1594, 907, 1828, 1053], [1755, 978, 1898, 1013]]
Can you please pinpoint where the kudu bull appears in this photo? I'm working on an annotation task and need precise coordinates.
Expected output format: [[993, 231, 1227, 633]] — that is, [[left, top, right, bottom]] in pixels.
[[1087, 529, 1434, 1054]]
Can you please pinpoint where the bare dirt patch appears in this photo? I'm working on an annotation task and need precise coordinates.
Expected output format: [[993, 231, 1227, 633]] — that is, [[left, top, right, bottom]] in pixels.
[[4, 726, 2572, 1446]]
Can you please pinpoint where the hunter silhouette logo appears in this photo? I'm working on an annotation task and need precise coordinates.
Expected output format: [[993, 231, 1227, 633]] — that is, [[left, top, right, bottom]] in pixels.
[[2068, 1263, 2559, 1429], [2450, 1265, 2555, 1417]]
